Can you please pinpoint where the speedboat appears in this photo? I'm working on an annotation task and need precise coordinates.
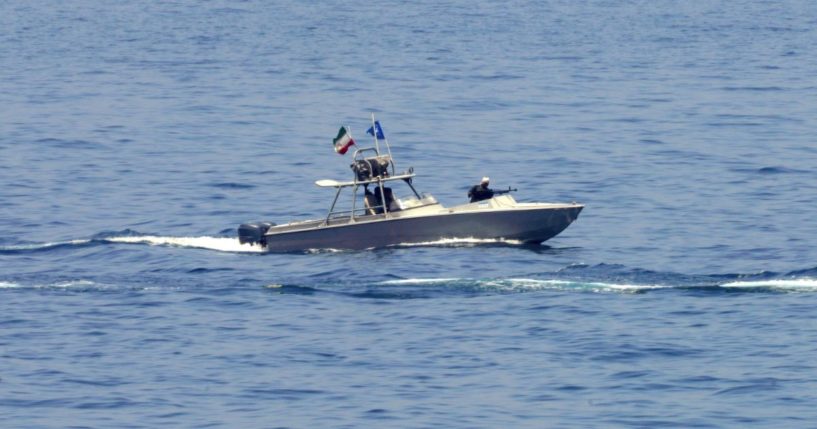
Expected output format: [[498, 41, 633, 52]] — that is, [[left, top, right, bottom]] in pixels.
[[238, 119, 583, 251]]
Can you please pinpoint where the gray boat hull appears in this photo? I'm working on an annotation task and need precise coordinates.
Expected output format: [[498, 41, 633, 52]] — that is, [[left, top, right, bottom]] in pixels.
[[260, 203, 583, 252]]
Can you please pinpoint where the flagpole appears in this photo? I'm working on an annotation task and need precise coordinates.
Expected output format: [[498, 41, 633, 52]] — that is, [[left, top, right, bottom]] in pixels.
[[382, 125, 394, 169], [380, 116, 394, 173], [371, 112, 381, 156], [370, 112, 395, 173]]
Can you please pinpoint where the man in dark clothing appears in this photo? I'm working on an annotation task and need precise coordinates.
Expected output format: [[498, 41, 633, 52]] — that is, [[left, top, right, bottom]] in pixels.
[[468, 177, 494, 202]]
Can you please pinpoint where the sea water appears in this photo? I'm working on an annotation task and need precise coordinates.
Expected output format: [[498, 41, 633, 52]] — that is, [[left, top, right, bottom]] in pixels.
[[2, 1, 817, 427]]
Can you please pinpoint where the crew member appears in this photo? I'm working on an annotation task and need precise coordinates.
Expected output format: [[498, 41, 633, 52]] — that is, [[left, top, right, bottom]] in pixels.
[[468, 177, 494, 203]]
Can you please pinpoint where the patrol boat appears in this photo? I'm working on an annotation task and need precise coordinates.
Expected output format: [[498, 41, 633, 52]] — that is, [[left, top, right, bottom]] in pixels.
[[238, 121, 583, 252]]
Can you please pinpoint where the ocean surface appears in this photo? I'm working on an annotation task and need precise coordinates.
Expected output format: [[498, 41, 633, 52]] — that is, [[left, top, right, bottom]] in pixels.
[[2, 1, 817, 427]]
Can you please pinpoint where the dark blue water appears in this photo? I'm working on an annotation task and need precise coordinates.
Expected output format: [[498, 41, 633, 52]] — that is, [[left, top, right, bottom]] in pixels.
[[2, 1, 817, 427]]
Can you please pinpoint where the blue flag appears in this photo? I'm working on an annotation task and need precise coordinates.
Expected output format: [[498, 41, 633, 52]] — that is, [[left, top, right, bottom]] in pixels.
[[366, 121, 385, 139]]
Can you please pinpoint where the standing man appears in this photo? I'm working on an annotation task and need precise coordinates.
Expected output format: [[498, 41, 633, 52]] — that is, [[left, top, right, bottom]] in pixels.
[[468, 177, 494, 203]]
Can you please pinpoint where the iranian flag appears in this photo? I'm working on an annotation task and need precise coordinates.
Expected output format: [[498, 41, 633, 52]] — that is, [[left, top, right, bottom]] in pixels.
[[333, 126, 355, 155]]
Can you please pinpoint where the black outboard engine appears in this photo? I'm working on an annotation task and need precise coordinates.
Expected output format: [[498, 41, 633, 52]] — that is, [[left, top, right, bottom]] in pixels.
[[238, 221, 275, 246], [351, 155, 392, 181]]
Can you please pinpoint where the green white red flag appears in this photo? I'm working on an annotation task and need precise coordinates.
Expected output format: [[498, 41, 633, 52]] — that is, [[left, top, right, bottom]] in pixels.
[[333, 126, 355, 155]]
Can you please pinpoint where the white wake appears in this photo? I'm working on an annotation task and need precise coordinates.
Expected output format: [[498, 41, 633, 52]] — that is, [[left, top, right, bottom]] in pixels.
[[379, 277, 666, 293], [0, 239, 91, 251], [105, 235, 265, 253], [721, 278, 817, 290]]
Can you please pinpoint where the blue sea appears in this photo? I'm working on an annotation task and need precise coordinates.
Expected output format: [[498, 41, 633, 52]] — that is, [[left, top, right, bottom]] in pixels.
[[2, 1, 817, 427]]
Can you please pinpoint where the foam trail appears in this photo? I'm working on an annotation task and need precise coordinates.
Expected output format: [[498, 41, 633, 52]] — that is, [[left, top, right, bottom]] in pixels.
[[106, 236, 265, 253], [0, 280, 100, 290], [0, 239, 91, 251], [381, 278, 463, 285], [379, 277, 667, 293], [491, 278, 668, 293], [50, 280, 98, 288], [305, 248, 346, 254], [721, 278, 817, 290]]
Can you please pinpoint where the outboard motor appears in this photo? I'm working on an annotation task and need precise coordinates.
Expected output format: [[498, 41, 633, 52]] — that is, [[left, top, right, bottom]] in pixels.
[[238, 221, 275, 246]]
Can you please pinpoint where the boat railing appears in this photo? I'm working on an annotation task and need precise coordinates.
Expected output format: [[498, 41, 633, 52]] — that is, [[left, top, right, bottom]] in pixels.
[[315, 146, 423, 225], [325, 207, 376, 221]]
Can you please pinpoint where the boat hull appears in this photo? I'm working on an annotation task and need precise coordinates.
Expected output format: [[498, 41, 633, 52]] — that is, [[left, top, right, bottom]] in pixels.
[[261, 204, 583, 252]]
